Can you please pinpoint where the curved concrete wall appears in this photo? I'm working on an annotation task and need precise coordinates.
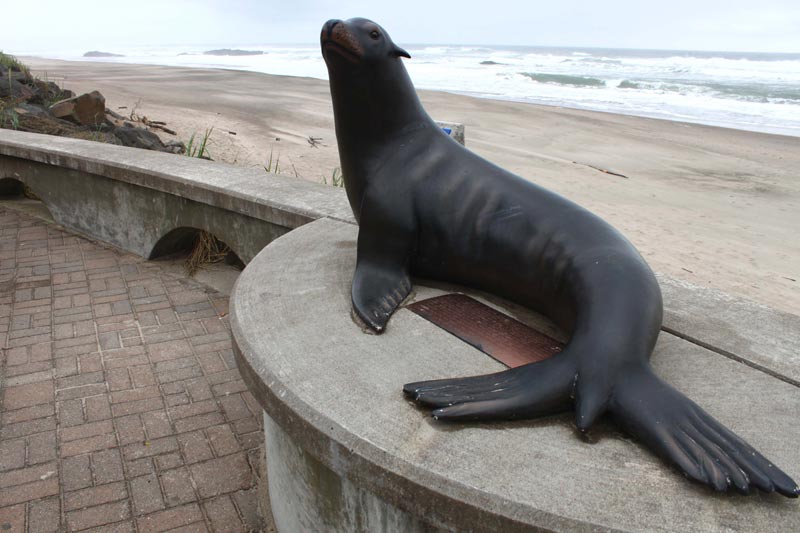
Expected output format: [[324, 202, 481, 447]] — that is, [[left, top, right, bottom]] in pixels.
[[2, 128, 797, 382], [0, 129, 354, 263]]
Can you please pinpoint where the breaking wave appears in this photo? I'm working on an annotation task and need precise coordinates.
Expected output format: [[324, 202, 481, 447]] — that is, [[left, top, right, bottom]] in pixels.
[[520, 72, 606, 87], [17, 41, 800, 136]]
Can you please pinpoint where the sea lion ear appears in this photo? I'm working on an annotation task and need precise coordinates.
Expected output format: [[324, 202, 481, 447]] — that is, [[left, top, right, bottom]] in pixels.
[[392, 46, 411, 59]]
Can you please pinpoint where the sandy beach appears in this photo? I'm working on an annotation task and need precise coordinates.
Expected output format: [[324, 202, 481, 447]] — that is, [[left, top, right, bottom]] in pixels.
[[20, 57, 800, 315]]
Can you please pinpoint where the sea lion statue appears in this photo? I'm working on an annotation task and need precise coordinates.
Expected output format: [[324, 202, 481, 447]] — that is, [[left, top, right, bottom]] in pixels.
[[320, 17, 798, 497]]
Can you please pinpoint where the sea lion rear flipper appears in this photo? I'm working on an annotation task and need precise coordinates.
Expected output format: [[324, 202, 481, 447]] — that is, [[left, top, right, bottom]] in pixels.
[[610, 367, 799, 497], [404, 355, 577, 421], [351, 221, 412, 333]]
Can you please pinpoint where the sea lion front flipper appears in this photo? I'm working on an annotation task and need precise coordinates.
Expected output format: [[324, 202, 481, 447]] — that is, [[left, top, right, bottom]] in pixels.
[[610, 367, 799, 497], [351, 216, 413, 333], [404, 355, 577, 421]]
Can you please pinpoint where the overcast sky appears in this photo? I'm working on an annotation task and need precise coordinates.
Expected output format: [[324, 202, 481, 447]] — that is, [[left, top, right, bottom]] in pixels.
[[3, 0, 799, 53]]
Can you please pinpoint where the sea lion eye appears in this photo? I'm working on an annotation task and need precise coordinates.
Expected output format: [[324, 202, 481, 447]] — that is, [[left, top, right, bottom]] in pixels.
[[369, 30, 380, 40]]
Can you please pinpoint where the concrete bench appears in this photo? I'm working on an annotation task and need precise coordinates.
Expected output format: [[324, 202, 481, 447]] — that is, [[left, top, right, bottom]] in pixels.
[[231, 218, 799, 532], [0, 129, 352, 263]]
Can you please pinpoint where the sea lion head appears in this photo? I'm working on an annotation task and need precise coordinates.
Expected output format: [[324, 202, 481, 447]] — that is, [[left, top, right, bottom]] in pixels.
[[321, 18, 410, 67]]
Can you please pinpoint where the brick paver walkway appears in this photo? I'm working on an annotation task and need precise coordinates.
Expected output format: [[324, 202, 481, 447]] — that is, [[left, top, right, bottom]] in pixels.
[[0, 206, 267, 532]]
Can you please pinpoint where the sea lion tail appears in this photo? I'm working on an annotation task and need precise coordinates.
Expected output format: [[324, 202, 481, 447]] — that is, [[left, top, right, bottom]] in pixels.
[[573, 374, 613, 432], [610, 366, 799, 497]]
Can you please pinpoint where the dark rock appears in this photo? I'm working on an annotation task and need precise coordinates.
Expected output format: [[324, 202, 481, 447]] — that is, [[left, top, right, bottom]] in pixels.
[[0, 78, 35, 101], [27, 79, 69, 106], [7, 70, 33, 83], [163, 140, 186, 154], [83, 51, 124, 58], [12, 103, 50, 117], [113, 124, 169, 151], [49, 90, 106, 126], [15, 112, 82, 136], [66, 130, 122, 145]]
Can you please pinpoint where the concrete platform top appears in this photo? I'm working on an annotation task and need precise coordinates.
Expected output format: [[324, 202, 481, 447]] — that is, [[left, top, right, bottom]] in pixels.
[[231, 217, 800, 533]]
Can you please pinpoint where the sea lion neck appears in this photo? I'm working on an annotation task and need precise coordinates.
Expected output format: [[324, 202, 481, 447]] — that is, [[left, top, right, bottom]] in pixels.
[[326, 49, 433, 221], [328, 59, 430, 146]]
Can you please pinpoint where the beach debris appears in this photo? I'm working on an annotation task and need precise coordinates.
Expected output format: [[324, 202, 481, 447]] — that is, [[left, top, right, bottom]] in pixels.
[[116, 98, 178, 135], [681, 267, 694, 273], [783, 276, 796, 282], [105, 108, 126, 121], [307, 136, 323, 148], [572, 161, 629, 179], [227, 130, 237, 135], [49, 91, 106, 126], [185, 230, 232, 276], [140, 117, 176, 135]]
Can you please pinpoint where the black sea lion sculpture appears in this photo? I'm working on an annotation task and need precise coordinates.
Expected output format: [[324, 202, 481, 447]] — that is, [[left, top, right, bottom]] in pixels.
[[321, 17, 798, 497]]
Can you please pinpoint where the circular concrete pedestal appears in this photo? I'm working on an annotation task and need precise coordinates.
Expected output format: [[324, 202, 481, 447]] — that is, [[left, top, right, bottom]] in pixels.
[[231, 218, 800, 533]]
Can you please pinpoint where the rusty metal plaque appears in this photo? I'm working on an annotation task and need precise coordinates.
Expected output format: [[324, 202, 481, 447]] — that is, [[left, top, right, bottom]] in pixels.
[[407, 294, 563, 368]]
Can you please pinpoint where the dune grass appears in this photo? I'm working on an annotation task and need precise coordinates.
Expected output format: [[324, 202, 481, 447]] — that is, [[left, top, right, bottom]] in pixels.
[[0, 51, 28, 73], [323, 167, 344, 188], [186, 127, 213, 159]]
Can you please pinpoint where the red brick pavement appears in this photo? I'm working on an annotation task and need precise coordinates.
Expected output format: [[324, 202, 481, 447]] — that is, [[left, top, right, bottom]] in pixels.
[[1, 206, 269, 532]]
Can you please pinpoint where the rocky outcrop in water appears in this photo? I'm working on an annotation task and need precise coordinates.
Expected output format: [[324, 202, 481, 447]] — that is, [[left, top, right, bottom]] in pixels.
[[203, 49, 264, 56], [83, 51, 124, 57]]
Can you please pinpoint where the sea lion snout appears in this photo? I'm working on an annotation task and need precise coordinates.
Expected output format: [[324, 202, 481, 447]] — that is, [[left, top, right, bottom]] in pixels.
[[320, 19, 363, 63], [321, 19, 341, 40]]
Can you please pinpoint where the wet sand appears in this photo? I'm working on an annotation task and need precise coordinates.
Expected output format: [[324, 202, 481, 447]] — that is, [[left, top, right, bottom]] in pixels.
[[22, 58, 800, 315]]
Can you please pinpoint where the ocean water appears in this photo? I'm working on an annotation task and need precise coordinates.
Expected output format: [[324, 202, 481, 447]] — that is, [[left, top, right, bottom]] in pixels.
[[22, 43, 800, 137]]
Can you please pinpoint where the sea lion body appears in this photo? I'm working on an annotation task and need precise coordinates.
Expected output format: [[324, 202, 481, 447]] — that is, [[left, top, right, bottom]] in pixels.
[[321, 17, 798, 497]]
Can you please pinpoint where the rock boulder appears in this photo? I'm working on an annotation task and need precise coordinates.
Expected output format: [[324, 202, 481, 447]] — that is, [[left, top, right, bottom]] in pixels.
[[49, 91, 106, 126], [113, 123, 170, 152], [0, 78, 35, 101]]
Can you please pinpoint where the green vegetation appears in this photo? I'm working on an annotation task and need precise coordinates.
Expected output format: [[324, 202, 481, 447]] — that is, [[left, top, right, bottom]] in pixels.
[[1, 53, 23, 130], [186, 127, 213, 159], [264, 149, 280, 174], [323, 168, 345, 188], [39, 72, 69, 106], [0, 100, 19, 130], [1, 52, 69, 131], [0, 51, 29, 73]]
